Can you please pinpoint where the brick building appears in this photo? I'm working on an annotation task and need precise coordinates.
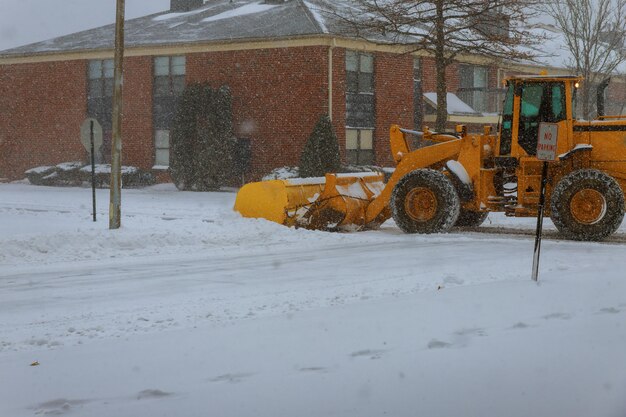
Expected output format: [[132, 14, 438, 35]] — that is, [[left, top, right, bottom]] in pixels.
[[0, 0, 612, 182]]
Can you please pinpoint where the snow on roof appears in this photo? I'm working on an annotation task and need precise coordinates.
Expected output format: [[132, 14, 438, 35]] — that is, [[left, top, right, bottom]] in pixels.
[[303, 1, 328, 34], [153, 5, 214, 22], [0, 0, 344, 57], [201, 1, 279, 23], [423, 93, 479, 115]]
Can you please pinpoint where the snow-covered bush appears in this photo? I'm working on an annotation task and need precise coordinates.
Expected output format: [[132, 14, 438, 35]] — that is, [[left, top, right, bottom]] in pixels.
[[299, 115, 341, 178], [262, 166, 300, 181], [25, 162, 83, 186], [24, 165, 56, 185], [25, 163, 154, 188], [170, 83, 236, 191], [54, 161, 85, 185], [78, 164, 155, 188]]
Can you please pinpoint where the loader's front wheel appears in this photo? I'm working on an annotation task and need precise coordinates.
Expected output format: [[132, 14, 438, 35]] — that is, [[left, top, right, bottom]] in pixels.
[[391, 169, 460, 234], [550, 169, 624, 241]]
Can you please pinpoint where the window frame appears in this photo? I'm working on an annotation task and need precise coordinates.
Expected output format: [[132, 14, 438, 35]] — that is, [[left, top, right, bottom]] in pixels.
[[86, 59, 115, 161], [152, 56, 186, 169], [345, 50, 375, 129], [458, 64, 489, 113], [87, 59, 114, 99], [345, 128, 375, 166]]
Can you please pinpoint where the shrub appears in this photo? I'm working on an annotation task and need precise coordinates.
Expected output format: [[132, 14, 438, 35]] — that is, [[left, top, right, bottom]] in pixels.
[[25, 162, 83, 186], [25, 163, 154, 188], [54, 161, 84, 185], [299, 115, 341, 178], [170, 83, 236, 191], [79, 164, 155, 188], [25, 165, 56, 185], [262, 166, 300, 181]]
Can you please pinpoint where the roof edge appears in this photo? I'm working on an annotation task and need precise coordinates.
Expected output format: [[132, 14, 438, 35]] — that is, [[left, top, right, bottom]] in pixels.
[[298, 0, 326, 34]]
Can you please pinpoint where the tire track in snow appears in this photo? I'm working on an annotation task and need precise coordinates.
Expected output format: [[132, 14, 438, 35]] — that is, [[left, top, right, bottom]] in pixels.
[[0, 238, 524, 352]]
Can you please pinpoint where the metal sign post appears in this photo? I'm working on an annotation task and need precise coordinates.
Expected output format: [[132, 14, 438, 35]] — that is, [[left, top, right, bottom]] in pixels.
[[90, 121, 96, 221], [80, 118, 103, 222], [532, 122, 559, 282]]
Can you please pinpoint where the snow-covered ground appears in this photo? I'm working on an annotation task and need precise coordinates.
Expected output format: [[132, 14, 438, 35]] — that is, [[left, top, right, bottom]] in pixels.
[[1, 182, 625, 417]]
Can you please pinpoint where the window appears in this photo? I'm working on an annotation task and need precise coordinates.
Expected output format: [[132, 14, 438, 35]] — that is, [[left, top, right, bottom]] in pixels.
[[153, 56, 185, 167], [458, 65, 488, 112], [346, 129, 374, 165], [345, 51, 375, 128], [413, 58, 423, 129], [499, 83, 514, 155], [345, 51, 375, 165], [550, 84, 566, 121], [154, 130, 170, 167], [154, 56, 186, 99], [87, 59, 114, 161], [88, 59, 114, 99], [517, 82, 566, 155]]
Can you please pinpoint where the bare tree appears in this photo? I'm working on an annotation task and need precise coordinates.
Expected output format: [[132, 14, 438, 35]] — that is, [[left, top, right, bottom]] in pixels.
[[546, 0, 626, 119], [323, 0, 542, 131]]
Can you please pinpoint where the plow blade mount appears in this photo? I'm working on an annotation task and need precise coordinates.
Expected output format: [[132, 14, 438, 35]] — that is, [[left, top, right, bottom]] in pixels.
[[234, 172, 386, 230]]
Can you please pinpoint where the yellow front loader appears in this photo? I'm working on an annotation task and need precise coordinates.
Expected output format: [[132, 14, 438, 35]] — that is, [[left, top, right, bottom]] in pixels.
[[235, 75, 626, 241]]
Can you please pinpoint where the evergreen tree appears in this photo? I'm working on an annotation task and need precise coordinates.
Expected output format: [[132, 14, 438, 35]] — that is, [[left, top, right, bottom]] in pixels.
[[299, 115, 341, 178], [170, 83, 236, 190]]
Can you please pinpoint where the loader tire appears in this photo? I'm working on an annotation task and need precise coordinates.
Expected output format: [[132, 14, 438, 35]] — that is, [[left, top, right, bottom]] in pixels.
[[391, 169, 460, 234], [455, 209, 488, 227], [550, 169, 624, 241]]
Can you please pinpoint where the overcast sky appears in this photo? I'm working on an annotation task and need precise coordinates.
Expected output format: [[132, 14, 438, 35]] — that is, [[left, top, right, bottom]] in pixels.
[[0, 0, 171, 51]]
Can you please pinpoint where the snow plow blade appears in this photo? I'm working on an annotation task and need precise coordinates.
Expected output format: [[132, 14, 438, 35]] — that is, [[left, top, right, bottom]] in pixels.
[[234, 172, 386, 230]]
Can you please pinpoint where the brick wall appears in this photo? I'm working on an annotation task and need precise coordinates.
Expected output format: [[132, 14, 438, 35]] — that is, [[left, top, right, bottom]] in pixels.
[[187, 46, 329, 179], [0, 56, 158, 181], [331, 47, 347, 163], [374, 52, 414, 166], [0, 46, 521, 183], [421, 57, 459, 93], [0, 61, 87, 180], [121, 56, 154, 170]]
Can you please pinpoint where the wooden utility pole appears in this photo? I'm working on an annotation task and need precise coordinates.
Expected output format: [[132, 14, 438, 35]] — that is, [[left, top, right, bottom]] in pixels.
[[109, 0, 125, 229]]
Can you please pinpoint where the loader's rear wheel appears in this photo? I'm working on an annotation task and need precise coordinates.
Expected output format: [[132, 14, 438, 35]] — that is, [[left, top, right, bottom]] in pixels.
[[455, 209, 489, 227], [391, 169, 460, 234], [550, 169, 624, 241]]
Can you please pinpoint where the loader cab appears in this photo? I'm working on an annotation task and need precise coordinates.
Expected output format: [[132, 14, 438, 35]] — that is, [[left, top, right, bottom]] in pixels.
[[499, 76, 575, 158]]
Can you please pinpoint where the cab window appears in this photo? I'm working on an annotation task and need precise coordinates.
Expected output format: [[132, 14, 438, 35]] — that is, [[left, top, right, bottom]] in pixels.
[[520, 84, 543, 118], [499, 83, 514, 155], [551, 84, 565, 121], [517, 82, 566, 155], [517, 83, 544, 155]]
